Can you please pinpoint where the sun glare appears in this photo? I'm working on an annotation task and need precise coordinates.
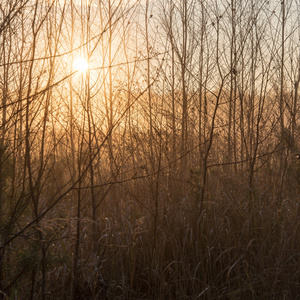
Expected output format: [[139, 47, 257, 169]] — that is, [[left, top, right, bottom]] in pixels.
[[73, 57, 89, 72]]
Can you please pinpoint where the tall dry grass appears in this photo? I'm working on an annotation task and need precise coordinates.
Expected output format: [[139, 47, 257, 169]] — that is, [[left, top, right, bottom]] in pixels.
[[4, 160, 300, 299]]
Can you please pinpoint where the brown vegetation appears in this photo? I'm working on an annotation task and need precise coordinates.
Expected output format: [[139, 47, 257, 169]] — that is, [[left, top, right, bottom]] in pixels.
[[0, 0, 300, 299]]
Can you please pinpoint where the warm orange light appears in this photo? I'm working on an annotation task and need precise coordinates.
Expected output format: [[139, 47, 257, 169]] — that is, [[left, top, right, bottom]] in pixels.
[[73, 57, 89, 73]]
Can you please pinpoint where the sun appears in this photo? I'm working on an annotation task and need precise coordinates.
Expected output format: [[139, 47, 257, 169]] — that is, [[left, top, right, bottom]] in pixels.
[[73, 57, 89, 72]]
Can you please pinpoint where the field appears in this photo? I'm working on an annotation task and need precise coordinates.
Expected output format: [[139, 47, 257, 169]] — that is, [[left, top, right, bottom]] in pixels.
[[0, 0, 300, 299]]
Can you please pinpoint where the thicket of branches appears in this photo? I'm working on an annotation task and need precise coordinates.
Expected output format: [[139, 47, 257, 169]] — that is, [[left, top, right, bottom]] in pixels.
[[0, 0, 300, 298]]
